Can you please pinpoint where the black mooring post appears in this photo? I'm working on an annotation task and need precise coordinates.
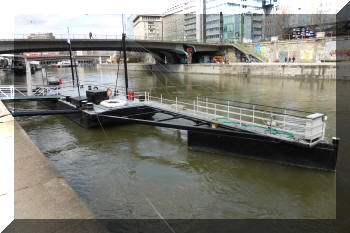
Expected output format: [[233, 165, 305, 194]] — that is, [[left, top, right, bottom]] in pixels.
[[73, 56, 81, 99], [122, 33, 128, 99], [68, 42, 75, 88]]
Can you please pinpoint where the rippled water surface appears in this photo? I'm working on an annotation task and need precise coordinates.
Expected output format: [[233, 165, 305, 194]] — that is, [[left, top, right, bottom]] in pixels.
[[4, 66, 337, 219]]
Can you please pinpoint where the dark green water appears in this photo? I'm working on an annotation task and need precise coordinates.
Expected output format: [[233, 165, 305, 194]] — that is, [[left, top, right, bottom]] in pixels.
[[5, 66, 337, 219]]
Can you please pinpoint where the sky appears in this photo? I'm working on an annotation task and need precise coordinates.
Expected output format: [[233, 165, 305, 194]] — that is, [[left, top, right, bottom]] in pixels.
[[0, 0, 348, 39]]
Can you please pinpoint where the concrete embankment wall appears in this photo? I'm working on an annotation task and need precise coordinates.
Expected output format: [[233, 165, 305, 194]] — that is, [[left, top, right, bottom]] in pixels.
[[0, 100, 108, 232], [245, 38, 337, 63], [99, 63, 337, 79]]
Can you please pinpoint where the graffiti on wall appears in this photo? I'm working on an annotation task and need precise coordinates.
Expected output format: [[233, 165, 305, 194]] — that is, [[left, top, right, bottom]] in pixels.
[[255, 44, 270, 57], [325, 40, 350, 61], [301, 51, 313, 60]]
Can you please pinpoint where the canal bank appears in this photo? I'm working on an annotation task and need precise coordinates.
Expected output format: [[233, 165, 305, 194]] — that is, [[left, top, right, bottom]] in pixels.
[[1, 67, 336, 220], [99, 63, 337, 79], [0, 100, 108, 232]]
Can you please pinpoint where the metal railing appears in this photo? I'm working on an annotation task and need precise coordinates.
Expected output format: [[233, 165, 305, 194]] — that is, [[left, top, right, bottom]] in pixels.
[[12, 32, 348, 43], [0, 85, 25, 98], [142, 93, 327, 146], [0, 83, 327, 146], [0, 85, 60, 99]]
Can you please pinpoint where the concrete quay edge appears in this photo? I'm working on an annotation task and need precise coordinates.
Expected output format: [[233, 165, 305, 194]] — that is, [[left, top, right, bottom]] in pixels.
[[0, 100, 109, 232]]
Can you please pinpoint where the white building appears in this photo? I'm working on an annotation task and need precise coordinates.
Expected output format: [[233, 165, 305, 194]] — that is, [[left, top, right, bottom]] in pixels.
[[133, 15, 163, 40], [183, 0, 205, 41], [163, 2, 185, 41], [163, 0, 205, 41]]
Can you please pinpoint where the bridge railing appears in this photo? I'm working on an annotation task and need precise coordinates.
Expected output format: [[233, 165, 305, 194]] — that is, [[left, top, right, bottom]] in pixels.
[[12, 34, 224, 45]]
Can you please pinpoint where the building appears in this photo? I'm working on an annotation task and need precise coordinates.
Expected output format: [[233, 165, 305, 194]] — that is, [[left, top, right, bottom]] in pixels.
[[133, 15, 163, 40], [126, 14, 137, 38], [205, 0, 264, 42], [262, 0, 339, 40], [183, 0, 206, 42], [162, 0, 205, 42], [163, 2, 185, 41]]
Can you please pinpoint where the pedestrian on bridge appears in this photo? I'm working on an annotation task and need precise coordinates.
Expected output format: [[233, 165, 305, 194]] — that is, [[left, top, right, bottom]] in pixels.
[[89, 32, 93, 39]]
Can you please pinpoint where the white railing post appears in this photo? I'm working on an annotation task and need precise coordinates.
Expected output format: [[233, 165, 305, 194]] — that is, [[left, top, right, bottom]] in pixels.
[[252, 105, 255, 125], [25, 58, 33, 96], [270, 111, 273, 134], [193, 100, 196, 112], [206, 97, 208, 114], [240, 109, 242, 126], [310, 119, 313, 146], [144, 91, 147, 102], [176, 96, 178, 111], [161, 94, 163, 104], [227, 100, 229, 119], [322, 120, 326, 140]]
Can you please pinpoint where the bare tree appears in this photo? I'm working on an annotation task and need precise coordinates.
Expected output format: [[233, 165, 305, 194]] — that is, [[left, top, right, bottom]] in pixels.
[[273, 10, 292, 39], [312, 2, 334, 32]]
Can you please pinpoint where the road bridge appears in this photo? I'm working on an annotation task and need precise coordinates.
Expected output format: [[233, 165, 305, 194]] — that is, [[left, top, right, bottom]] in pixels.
[[0, 39, 262, 64]]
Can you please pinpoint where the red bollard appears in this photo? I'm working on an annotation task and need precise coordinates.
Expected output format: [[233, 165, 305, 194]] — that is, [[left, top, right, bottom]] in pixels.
[[59, 79, 63, 84]]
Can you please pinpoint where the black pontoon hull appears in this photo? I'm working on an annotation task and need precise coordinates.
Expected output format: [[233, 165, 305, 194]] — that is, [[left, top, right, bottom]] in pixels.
[[188, 130, 338, 171]]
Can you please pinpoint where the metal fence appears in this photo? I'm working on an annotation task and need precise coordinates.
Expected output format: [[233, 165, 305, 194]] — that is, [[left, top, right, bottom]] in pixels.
[[143, 93, 327, 146], [13, 32, 345, 43], [0, 85, 60, 99]]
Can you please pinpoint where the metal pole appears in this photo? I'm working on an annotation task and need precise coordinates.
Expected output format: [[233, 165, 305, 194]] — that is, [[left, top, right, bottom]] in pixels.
[[24, 58, 32, 96], [176, 96, 178, 111], [227, 100, 229, 119], [67, 42, 75, 88], [73, 57, 81, 99], [270, 111, 273, 134], [206, 97, 208, 113], [122, 33, 129, 99], [240, 108, 242, 126], [322, 121, 326, 140], [253, 105, 255, 125]]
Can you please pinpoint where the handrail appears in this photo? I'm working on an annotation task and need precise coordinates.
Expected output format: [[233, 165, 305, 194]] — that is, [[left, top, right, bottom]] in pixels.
[[143, 93, 327, 146]]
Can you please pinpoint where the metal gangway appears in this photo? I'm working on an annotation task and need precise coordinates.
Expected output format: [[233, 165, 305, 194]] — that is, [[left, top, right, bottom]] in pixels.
[[0, 85, 60, 100], [140, 93, 327, 147]]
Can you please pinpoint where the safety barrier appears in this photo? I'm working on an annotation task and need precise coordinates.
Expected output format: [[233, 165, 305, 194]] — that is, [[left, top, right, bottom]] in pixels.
[[143, 93, 327, 146]]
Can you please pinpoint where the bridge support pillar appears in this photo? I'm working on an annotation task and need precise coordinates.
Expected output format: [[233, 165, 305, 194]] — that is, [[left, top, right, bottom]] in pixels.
[[24, 58, 32, 96]]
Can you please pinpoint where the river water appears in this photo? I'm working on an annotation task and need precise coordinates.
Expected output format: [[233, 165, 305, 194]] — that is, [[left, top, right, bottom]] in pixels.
[[4, 66, 337, 219]]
